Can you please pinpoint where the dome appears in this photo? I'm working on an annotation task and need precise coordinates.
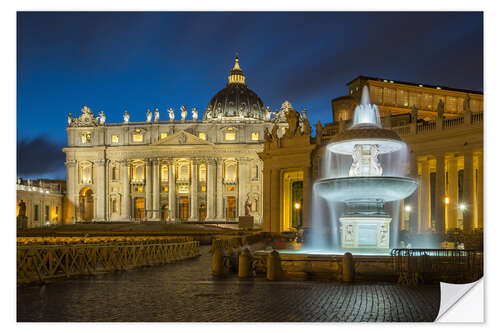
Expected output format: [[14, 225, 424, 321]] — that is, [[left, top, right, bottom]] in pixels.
[[204, 57, 269, 121]]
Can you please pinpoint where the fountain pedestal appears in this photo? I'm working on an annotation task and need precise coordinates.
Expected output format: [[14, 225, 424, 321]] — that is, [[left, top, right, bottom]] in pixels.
[[339, 215, 391, 250]]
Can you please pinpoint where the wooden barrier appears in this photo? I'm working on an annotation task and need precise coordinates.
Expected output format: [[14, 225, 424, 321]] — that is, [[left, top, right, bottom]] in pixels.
[[17, 241, 199, 285]]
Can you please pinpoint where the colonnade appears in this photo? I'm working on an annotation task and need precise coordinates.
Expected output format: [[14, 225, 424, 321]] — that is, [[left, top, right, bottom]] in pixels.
[[412, 150, 483, 234]]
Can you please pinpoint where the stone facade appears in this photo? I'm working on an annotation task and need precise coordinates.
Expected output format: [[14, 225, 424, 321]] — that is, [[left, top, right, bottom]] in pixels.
[[16, 178, 65, 228], [262, 77, 483, 235], [62, 58, 288, 224]]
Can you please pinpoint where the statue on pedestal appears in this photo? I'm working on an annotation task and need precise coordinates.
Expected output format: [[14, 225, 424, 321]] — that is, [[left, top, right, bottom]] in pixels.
[[437, 99, 444, 118], [180, 106, 187, 121], [271, 123, 279, 142], [168, 108, 175, 121], [98, 111, 106, 125], [146, 109, 152, 122], [285, 107, 300, 137], [245, 197, 252, 216], [154, 108, 160, 122], [192, 107, 198, 121], [303, 117, 311, 136], [464, 94, 471, 114], [123, 110, 130, 123], [68, 113, 73, 126], [411, 105, 418, 122]]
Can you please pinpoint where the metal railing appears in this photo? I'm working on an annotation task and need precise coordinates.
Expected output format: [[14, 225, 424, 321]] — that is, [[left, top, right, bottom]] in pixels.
[[17, 241, 200, 285], [391, 248, 483, 285]]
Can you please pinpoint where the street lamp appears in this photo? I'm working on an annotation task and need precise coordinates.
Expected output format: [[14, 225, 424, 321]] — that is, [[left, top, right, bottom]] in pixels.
[[294, 202, 301, 209], [444, 197, 450, 205], [459, 203, 467, 211], [405, 205, 412, 212]]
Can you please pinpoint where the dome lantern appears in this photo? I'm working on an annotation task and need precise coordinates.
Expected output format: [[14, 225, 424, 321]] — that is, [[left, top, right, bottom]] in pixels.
[[228, 56, 246, 85]]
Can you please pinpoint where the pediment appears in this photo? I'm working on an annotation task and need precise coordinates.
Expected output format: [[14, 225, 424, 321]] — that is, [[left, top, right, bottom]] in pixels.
[[152, 130, 214, 146]]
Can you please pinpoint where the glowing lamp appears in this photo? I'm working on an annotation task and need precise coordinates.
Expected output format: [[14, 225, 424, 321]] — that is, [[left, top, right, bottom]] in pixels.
[[444, 197, 450, 204], [459, 203, 467, 211], [294, 202, 301, 209], [405, 205, 412, 212]]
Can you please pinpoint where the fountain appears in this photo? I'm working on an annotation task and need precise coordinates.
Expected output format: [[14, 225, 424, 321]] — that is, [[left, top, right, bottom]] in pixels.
[[313, 86, 417, 253]]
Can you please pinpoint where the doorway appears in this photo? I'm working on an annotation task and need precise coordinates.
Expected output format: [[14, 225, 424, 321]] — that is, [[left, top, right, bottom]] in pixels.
[[134, 197, 145, 220], [79, 187, 94, 221], [178, 197, 189, 221], [226, 196, 236, 219]]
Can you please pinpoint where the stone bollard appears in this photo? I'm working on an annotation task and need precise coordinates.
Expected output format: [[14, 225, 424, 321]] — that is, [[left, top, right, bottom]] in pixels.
[[266, 250, 282, 281], [238, 248, 252, 278], [342, 252, 354, 282], [212, 248, 224, 277]]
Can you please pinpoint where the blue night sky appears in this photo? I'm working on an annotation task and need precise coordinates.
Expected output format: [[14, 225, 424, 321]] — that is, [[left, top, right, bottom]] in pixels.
[[17, 11, 483, 179]]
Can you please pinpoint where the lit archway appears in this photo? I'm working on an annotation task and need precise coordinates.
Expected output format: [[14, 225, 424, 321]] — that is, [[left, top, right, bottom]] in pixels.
[[79, 187, 94, 221]]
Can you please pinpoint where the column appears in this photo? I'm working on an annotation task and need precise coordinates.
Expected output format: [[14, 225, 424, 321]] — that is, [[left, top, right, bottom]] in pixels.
[[95, 159, 106, 221], [168, 158, 176, 221], [447, 155, 458, 230], [408, 151, 419, 233], [190, 159, 199, 221], [152, 158, 160, 221], [302, 166, 312, 228], [463, 151, 474, 233], [216, 158, 224, 220], [262, 166, 272, 232], [206, 159, 216, 220], [238, 158, 248, 216], [477, 151, 483, 228], [145, 158, 152, 220], [64, 160, 76, 223], [121, 160, 130, 220], [419, 158, 430, 233], [434, 154, 446, 234], [270, 168, 281, 233]]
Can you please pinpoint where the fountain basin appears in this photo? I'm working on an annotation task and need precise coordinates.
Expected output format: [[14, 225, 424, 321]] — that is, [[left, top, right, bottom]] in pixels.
[[314, 176, 417, 202]]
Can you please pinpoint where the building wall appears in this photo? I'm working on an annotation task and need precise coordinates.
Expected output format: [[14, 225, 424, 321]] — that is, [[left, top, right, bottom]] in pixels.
[[16, 180, 64, 228], [63, 115, 288, 224]]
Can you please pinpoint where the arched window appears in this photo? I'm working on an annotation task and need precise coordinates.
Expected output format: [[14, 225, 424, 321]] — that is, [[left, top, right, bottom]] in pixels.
[[177, 162, 190, 182], [199, 164, 207, 182], [161, 165, 169, 182], [134, 164, 144, 181], [80, 162, 92, 184], [225, 161, 237, 182]]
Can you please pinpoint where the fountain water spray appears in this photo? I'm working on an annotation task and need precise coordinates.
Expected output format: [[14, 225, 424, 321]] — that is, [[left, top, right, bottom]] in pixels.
[[312, 86, 417, 253]]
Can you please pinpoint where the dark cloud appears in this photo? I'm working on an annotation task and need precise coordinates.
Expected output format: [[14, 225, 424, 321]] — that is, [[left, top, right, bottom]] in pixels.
[[17, 136, 65, 178]]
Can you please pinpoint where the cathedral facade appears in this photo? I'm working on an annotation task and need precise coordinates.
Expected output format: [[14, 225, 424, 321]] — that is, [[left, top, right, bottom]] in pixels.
[[62, 58, 290, 224]]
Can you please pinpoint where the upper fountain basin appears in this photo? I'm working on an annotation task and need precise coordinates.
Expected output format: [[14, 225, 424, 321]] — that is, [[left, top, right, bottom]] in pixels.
[[327, 124, 405, 155], [314, 176, 417, 202]]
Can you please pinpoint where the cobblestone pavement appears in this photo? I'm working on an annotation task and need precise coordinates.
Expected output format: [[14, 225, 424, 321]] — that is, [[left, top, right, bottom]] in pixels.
[[17, 246, 440, 322]]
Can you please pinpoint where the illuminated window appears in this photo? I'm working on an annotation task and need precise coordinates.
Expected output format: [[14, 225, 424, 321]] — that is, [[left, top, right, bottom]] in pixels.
[[112, 135, 119, 144], [81, 131, 92, 144], [133, 134, 143, 142], [199, 132, 207, 140], [133, 165, 144, 181], [201, 185, 206, 192], [136, 186, 143, 192], [225, 132, 236, 141], [160, 133, 168, 139], [199, 164, 207, 182], [82, 165, 92, 184], [161, 165, 168, 181], [251, 132, 259, 141], [163, 186, 169, 192], [225, 162, 237, 182], [177, 163, 190, 181], [227, 185, 235, 191]]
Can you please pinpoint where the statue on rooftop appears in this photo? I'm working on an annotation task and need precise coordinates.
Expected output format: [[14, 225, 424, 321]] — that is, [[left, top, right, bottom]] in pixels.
[[180, 106, 187, 121], [192, 107, 198, 121], [285, 107, 300, 137], [98, 111, 106, 125], [146, 109, 152, 122], [154, 108, 160, 122], [68, 113, 73, 126], [271, 123, 279, 142], [464, 94, 471, 114], [123, 110, 130, 123], [168, 108, 175, 121]]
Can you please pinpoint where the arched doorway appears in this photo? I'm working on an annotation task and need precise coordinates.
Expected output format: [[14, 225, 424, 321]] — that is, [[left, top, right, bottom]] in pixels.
[[79, 187, 94, 221], [178, 197, 189, 221], [226, 197, 236, 219], [161, 204, 169, 221], [134, 197, 144, 220], [199, 204, 207, 221]]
